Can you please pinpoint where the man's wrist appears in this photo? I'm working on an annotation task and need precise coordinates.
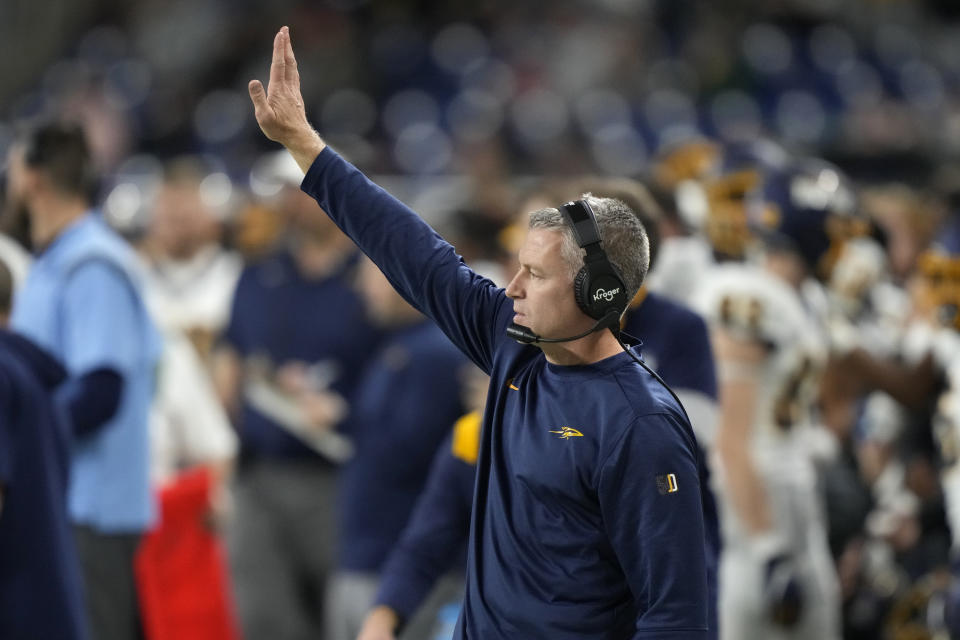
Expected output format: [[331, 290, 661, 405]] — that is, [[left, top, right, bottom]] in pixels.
[[286, 129, 327, 174]]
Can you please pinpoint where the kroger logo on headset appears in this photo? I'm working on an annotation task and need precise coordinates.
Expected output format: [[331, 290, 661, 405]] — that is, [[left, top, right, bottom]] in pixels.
[[592, 287, 620, 303]]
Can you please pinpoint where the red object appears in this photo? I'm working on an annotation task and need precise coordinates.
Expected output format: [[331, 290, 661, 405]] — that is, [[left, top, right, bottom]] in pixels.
[[135, 467, 241, 640]]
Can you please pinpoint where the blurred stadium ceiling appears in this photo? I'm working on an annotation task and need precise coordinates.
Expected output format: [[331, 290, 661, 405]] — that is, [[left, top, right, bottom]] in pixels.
[[3, 0, 960, 180], [0, 0, 113, 111]]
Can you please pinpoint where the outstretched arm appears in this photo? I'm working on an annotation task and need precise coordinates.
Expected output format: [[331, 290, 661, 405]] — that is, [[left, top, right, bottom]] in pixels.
[[247, 28, 513, 372]]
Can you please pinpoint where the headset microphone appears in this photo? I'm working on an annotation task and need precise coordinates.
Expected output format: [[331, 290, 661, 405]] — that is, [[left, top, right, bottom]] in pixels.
[[506, 310, 621, 345]]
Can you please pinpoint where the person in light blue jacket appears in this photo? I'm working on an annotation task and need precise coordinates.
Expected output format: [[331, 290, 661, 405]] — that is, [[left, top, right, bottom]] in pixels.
[[6, 122, 160, 640]]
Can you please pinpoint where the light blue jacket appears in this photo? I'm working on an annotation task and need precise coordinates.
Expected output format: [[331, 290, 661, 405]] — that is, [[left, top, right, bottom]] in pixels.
[[12, 213, 160, 533]]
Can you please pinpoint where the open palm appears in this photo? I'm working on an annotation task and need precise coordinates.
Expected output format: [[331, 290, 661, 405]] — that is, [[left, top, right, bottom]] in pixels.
[[248, 27, 325, 171]]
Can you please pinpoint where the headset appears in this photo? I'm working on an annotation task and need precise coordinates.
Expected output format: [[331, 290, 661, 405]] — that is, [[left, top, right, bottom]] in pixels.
[[506, 199, 628, 344], [505, 199, 692, 424]]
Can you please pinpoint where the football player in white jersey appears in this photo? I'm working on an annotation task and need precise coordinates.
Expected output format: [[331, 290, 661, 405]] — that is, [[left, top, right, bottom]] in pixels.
[[695, 158, 870, 640], [644, 133, 722, 305], [908, 215, 960, 635], [648, 137, 792, 308], [812, 195, 960, 636]]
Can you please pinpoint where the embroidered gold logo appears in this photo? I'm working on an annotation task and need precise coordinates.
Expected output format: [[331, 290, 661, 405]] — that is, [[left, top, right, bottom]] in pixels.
[[549, 426, 584, 440], [656, 473, 679, 494]]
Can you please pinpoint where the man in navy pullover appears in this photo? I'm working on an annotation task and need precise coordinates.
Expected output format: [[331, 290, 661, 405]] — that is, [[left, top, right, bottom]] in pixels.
[[362, 183, 722, 640], [249, 27, 712, 639]]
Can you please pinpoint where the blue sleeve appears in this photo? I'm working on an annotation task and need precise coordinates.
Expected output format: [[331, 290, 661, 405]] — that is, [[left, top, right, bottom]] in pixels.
[[301, 148, 513, 374], [59, 260, 142, 376], [58, 368, 124, 438], [657, 313, 717, 401], [598, 413, 709, 639], [0, 371, 14, 487], [375, 440, 475, 621]]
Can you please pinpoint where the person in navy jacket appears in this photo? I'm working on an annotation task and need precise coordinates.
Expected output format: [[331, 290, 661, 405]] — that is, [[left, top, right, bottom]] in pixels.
[[359, 180, 722, 640], [0, 330, 87, 640], [324, 257, 469, 640], [249, 27, 713, 639]]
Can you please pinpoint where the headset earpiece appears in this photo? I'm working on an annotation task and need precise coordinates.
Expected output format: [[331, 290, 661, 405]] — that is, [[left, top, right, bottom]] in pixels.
[[573, 268, 591, 314], [560, 200, 628, 322]]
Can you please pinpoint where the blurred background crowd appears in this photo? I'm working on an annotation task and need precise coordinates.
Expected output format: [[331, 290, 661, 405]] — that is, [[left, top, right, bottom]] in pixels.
[[4, 0, 960, 639], [4, 0, 960, 198]]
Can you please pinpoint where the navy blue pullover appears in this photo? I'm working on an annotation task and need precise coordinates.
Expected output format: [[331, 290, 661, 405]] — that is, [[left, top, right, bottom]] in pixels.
[[339, 319, 467, 572], [303, 148, 710, 639], [375, 293, 720, 637]]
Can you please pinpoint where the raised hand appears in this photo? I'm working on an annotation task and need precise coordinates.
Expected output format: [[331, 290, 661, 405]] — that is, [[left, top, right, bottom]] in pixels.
[[248, 26, 326, 171]]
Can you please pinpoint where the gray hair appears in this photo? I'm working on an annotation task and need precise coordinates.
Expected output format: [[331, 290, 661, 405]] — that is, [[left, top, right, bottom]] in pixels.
[[527, 194, 650, 303]]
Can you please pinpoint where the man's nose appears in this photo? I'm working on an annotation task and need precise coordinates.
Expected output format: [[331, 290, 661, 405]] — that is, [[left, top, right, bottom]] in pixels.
[[505, 274, 522, 299]]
